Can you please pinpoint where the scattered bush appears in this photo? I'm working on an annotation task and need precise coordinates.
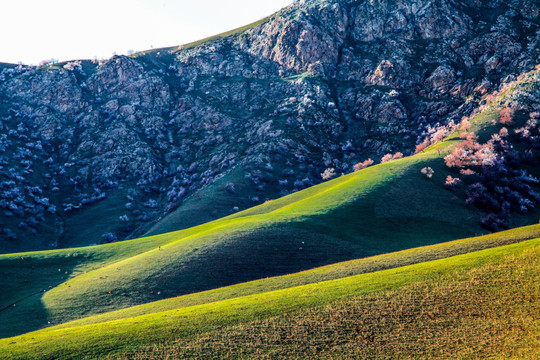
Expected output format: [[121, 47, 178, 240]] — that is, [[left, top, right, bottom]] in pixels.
[[225, 182, 236, 194], [353, 159, 374, 172], [421, 167, 434, 179], [445, 176, 461, 187], [381, 154, 393, 163], [499, 107, 514, 125], [101, 233, 118, 243], [444, 113, 539, 231], [321, 168, 336, 180]]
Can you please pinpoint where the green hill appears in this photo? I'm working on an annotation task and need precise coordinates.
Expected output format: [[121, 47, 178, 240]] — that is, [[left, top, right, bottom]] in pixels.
[[2, 72, 540, 336], [0, 148, 485, 338], [1, 67, 539, 356], [0, 229, 537, 359]]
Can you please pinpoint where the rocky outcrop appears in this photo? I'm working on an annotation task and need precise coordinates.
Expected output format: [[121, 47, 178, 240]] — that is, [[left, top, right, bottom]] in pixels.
[[426, 65, 456, 93], [240, 1, 349, 72], [350, 0, 472, 42], [0, 0, 538, 252]]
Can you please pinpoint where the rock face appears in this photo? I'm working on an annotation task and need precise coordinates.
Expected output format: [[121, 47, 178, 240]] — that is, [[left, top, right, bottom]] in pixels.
[[351, 0, 472, 41], [0, 0, 538, 252]]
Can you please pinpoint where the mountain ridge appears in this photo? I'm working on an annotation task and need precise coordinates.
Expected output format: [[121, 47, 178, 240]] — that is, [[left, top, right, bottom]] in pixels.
[[0, 4, 539, 355], [1, 0, 539, 252]]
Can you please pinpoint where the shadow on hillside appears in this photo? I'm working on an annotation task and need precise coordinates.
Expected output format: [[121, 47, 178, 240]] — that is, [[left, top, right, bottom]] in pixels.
[[134, 160, 487, 302], [0, 254, 87, 338]]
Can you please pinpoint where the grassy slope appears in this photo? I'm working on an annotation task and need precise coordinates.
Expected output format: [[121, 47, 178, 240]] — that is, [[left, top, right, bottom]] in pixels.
[[0, 231, 182, 337], [143, 167, 266, 237], [0, 147, 488, 337], [130, 11, 280, 59], [0, 62, 17, 70], [2, 79, 537, 338], [1, 70, 539, 342], [45, 224, 540, 329], [120, 241, 539, 360], [0, 236, 537, 359]]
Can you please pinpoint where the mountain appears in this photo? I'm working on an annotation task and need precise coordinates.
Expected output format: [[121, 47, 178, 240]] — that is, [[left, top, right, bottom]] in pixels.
[[0, 1, 539, 357], [1, 0, 539, 252], [1, 58, 539, 342]]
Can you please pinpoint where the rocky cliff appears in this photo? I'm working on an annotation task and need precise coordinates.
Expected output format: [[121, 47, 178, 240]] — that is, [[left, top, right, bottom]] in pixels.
[[0, 0, 539, 252]]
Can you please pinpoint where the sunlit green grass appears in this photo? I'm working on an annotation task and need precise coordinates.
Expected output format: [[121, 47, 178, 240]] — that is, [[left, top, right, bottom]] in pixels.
[[120, 243, 539, 360], [51, 224, 540, 330], [1, 71, 538, 347], [0, 91, 531, 339], [0, 237, 537, 360], [0, 148, 489, 337]]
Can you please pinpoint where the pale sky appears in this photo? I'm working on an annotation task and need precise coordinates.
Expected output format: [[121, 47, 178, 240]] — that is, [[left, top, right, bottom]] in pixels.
[[0, 0, 293, 65]]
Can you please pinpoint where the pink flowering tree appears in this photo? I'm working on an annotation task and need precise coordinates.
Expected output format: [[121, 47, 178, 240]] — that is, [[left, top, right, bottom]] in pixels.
[[354, 159, 374, 172]]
